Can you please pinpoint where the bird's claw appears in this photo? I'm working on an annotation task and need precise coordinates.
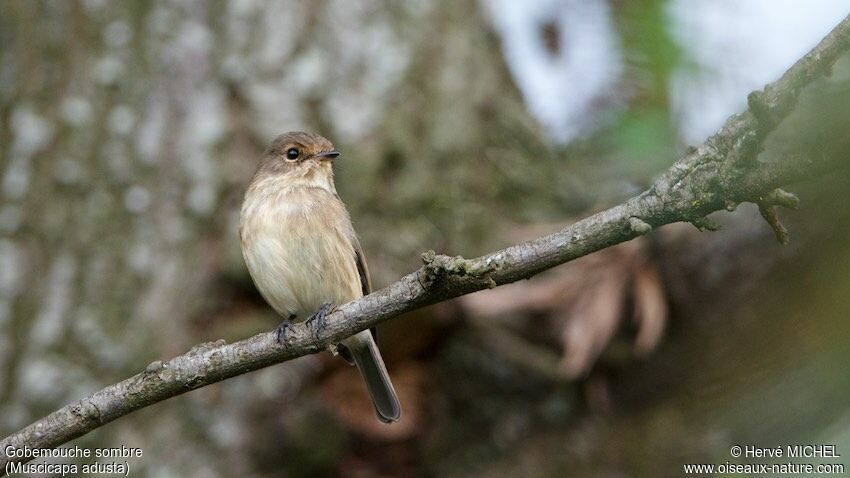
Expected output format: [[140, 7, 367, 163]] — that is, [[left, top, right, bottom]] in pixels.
[[306, 302, 333, 340], [275, 314, 297, 345]]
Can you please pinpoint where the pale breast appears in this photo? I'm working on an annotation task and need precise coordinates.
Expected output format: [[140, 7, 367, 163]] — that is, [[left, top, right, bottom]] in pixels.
[[240, 183, 362, 320]]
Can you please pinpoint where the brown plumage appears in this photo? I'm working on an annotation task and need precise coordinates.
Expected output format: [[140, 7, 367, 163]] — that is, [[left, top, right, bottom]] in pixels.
[[240, 131, 401, 423]]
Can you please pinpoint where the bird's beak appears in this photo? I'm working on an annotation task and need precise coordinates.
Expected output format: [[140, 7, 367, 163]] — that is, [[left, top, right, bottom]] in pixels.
[[315, 150, 341, 161]]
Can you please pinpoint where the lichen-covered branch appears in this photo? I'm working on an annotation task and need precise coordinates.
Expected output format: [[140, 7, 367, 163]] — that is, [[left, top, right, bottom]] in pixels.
[[2, 13, 850, 473]]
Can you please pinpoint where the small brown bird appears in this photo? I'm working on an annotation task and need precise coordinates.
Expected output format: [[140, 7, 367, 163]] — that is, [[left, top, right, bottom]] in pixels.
[[239, 131, 401, 423]]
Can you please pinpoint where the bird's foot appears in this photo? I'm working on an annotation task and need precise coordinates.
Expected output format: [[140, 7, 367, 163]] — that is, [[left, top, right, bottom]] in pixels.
[[306, 302, 333, 340], [275, 314, 297, 345]]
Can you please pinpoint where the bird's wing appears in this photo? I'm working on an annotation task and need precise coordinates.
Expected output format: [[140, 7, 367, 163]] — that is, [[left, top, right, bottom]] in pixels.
[[352, 234, 372, 296], [339, 233, 376, 365]]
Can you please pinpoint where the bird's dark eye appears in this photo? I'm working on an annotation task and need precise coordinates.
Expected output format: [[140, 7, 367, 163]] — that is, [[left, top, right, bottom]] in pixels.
[[285, 148, 300, 160]]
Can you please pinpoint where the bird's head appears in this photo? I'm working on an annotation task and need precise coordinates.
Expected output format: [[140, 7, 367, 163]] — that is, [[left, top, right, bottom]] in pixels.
[[254, 131, 341, 191]]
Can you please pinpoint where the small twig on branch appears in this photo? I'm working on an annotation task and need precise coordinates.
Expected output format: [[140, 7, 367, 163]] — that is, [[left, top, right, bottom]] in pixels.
[[2, 13, 850, 473], [757, 188, 801, 245]]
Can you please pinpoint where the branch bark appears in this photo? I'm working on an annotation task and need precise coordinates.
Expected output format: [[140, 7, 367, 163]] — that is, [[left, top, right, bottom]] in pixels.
[[3, 14, 850, 471]]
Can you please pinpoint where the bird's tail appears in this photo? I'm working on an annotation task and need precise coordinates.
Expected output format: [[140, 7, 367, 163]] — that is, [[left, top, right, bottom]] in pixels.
[[342, 330, 402, 423]]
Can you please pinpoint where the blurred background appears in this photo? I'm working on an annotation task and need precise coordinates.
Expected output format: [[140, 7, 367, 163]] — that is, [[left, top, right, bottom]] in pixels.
[[2, 0, 850, 476]]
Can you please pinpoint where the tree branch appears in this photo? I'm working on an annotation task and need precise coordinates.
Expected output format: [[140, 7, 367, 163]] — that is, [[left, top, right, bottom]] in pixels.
[[3, 14, 850, 471]]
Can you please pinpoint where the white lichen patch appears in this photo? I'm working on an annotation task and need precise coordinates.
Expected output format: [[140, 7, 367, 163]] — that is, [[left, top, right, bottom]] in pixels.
[[103, 20, 132, 48], [72, 307, 127, 364], [93, 55, 125, 85], [287, 50, 329, 93], [172, 20, 213, 65], [10, 105, 53, 156], [128, 241, 153, 273], [180, 85, 225, 215], [187, 184, 216, 216], [220, 54, 247, 82], [326, 17, 410, 139], [124, 185, 152, 214], [61, 97, 94, 126], [146, 6, 176, 38], [108, 105, 136, 136], [255, 2, 305, 68], [249, 84, 304, 140], [185, 85, 225, 147], [181, 149, 216, 209], [18, 358, 67, 403], [229, 0, 260, 17], [208, 413, 242, 449], [82, 0, 107, 13], [135, 98, 166, 164], [31, 252, 77, 347], [2, 156, 30, 200]]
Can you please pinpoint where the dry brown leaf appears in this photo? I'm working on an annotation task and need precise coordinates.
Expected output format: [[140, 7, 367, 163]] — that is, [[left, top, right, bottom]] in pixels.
[[559, 265, 628, 378], [457, 221, 670, 380], [632, 262, 667, 357]]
